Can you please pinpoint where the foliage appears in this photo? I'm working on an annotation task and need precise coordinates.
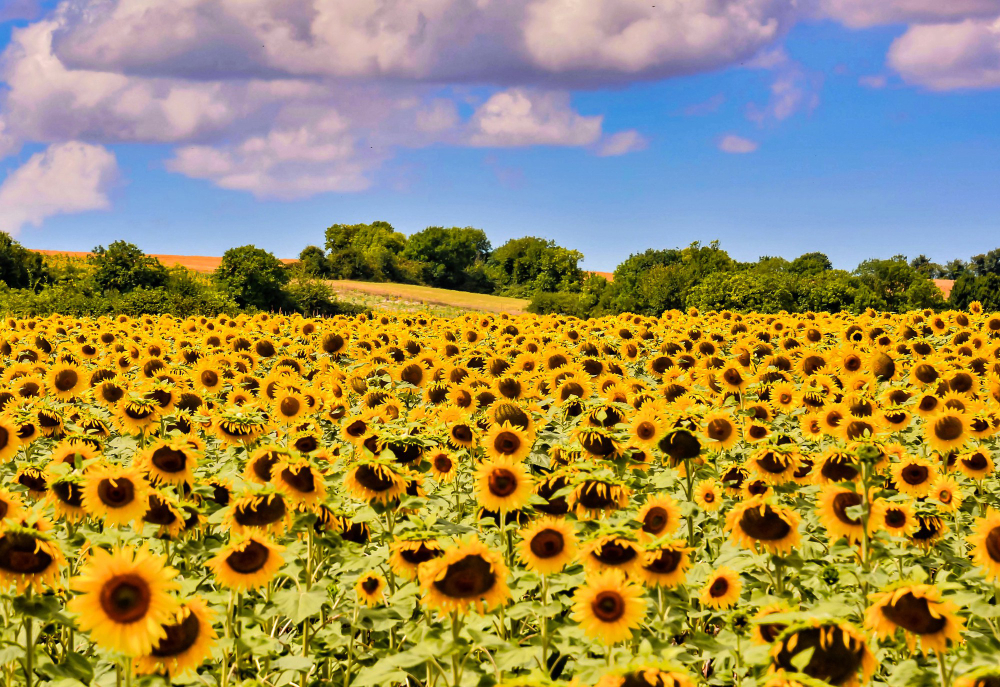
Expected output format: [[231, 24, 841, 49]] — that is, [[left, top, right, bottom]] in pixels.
[[298, 245, 332, 278], [402, 226, 493, 291], [89, 241, 169, 293], [214, 244, 291, 311], [0, 233, 49, 290], [325, 221, 410, 282], [488, 236, 584, 296]]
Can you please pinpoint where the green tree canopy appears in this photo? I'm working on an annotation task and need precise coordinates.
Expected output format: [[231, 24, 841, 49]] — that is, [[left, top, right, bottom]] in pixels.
[[402, 226, 492, 290], [488, 237, 583, 296], [324, 221, 408, 282], [89, 241, 168, 293], [0, 232, 49, 290], [214, 245, 290, 311]]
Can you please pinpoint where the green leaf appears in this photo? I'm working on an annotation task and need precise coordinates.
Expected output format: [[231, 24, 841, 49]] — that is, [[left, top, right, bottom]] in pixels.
[[274, 655, 314, 673], [273, 587, 328, 622]]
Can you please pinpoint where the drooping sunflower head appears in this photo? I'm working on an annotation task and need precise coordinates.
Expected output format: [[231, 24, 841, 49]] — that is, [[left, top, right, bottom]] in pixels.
[[272, 458, 326, 508], [133, 597, 217, 678], [727, 497, 802, 554], [0, 523, 66, 593], [864, 582, 965, 654], [343, 459, 408, 505], [581, 533, 641, 575], [208, 536, 285, 592], [636, 540, 692, 589], [769, 620, 875, 687], [418, 537, 510, 615], [593, 661, 696, 687], [955, 666, 1000, 687]]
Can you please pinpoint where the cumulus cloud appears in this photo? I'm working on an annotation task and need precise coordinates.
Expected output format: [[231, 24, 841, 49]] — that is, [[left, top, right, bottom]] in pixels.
[[0, 141, 118, 235], [889, 18, 1000, 90], [817, 0, 1000, 28], [0, 0, 39, 24], [718, 134, 759, 153], [597, 130, 648, 157], [467, 90, 603, 147]]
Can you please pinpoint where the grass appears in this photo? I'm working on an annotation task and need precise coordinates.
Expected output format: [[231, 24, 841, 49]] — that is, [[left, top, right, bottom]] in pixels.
[[325, 280, 529, 314]]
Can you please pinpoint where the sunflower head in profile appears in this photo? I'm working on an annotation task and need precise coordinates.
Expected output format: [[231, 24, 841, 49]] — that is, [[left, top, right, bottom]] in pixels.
[[749, 447, 800, 486], [813, 449, 860, 485], [581, 533, 641, 576], [636, 540, 692, 589], [726, 497, 802, 554], [213, 406, 269, 446], [751, 602, 797, 646], [475, 457, 533, 513], [116, 397, 161, 435], [272, 458, 326, 509], [969, 508, 1000, 582], [769, 620, 875, 687], [418, 537, 509, 615], [355, 572, 387, 608], [864, 583, 965, 654], [208, 536, 285, 592], [68, 546, 180, 657], [593, 662, 695, 687], [133, 597, 217, 678], [46, 476, 87, 523], [389, 535, 444, 580], [0, 522, 66, 593], [343, 458, 408, 505], [223, 491, 291, 537], [570, 569, 646, 645], [516, 517, 577, 575], [82, 464, 152, 528], [700, 567, 742, 610], [0, 488, 25, 522]]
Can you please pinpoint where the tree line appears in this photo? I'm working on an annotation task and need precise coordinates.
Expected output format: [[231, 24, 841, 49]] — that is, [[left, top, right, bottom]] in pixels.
[[2, 222, 998, 316]]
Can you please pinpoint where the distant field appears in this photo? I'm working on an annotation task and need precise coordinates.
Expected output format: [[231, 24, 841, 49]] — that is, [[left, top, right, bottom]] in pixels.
[[31, 249, 295, 272], [326, 280, 530, 314]]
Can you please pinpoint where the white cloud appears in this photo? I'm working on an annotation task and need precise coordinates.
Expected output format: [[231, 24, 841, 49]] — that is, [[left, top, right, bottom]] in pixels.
[[888, 18, 1000, 90], [0, 0, 39, 24], [718, 134, 759, 153], [0, 141, 118, 235], [745, 49, 822, 124], [597, 130, 648, 157], [817, 0, 1000, 28], [468, 89, 603, 147]]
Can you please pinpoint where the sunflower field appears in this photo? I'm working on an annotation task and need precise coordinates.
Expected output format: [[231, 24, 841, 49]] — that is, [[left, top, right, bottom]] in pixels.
[[3, 307, 1000, 687]]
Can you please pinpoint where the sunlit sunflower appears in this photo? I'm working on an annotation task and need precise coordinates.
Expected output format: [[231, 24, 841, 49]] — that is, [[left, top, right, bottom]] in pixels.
[[817, 485, 866, 545], [910, 515, 948, 550], [47, 362, 87, 400], [68, 546, 180, 656], [0, 488, 26, 522], [571, 569, 646, 645], [769, 620, 875, 687], [428, 449, 458, 482], [870, 499, 917, 538], [594, 662, 695, 687], [208, 536, 285, 592], [694, 479, 723, 511], [355, 572, 387, 607], [628, 408, 664, 451], [343, 459, 408, 505], [117, 398, 161, 435], [958, 447, 995, 481], [751, 602, 795, 645], [272, 458, 326, 509], [475, 457, 533, 512], [517, 517, 578, 574], [931, 476, 963, 513], [703, 410, 740, 451], [700, 567, 742, 610], [925, 410, 970, 454], [968, 508, 1000, 582], [749, 448, 800, 486], [389, 536, 444, 580], [224, 492, 290, 537], [82, 464, 152, 528], [727, 498, 801, 554], [0, 416, 22, 463], [0, 523, 66, 593], [484, 422, 533, 462], [418, 537, 510, 615], [891, 456, 938, 498], [569, 477, 631, 518], [636, 540, 692, 588], [865, 583, 964, 654], [636, 494, 682, 541], [134, 597, 217, 677], [140, 439, 198, 487]]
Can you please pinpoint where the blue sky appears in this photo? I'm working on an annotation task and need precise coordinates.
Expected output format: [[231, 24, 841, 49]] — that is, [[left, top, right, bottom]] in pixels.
[[1, 1, 999, 271]]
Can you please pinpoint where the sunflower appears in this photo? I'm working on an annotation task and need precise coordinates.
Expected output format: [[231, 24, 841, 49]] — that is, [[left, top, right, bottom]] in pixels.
[[475, 457, 533, 513], [581, 534, 641, 575], [355, 572, 387, 607], [628, 409, 663, 451], [47, 477, 87, 523], [483, 422, 532, 462], [224, 492, 290, 536], [636, 495, 682, 541], [956, 667, 1000, 687], [968, 508, 1000, 582], [694, 479, 722, 511], [0, 523, 66, 593], [117, 398, 161, 435], [890, 456, 938, 498], [343, 459, 408, 505], [769, 620, 875, 687], [594, 662, 695, 687], [0, 488, 25, 522], [272, 458, 326, 509], [68, 546, 180, 656], [0, 416, 22, 463], [925, 410, 970, 454], [636, 540, 692, 588], [703, 410, 740, 451], [931, 476, 963, 513], [517, 517, 578, 574], [865, 583, 964, 654], [82, 464, 152, 528], [910, 515, 948, 550], [571, 569, 646, 645], [389, 537, 444, 580], [727, 498, 802, 554], [140, 439, 198, 486], [750, 448, 800, 485], [817, 485, 866, 544], [870, 499, 917, 538], [47, 362, 87, 400], [418, 537, 510, 615], [751, 602, 795, 645], [208, 536, 285, 592], [133, 597, 217, 677], [244, 445, 284, 485], [701, 567, 742, 610]]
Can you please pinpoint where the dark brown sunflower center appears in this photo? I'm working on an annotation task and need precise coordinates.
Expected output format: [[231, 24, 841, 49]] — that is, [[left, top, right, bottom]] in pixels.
[[488, 468, 518, 497], [642, 506, 670, 535], [591, 591, 625, 622], [529, 530, 564, 559], [234, 495, 286, 527], [452, 425, 473, 443], [151, 447, 187, 474], [97, 478, 136, 508], [400, 543, 442, 565], [578, 482, 616, 510], [739, 505, 793, 541], [759, 622, 785, 643], [100, 574, 152, 624], [832, 492, 863, 526], [345, 420, 367, 438], [433, 455, 453, 473], [658, 430, 701, 462], [582, 432, 616, 456], [594, 542, 637, 566], [144, 495, 178, 525], [723, 369, 743, 386], [226, 540, 270, 573], [774, 626, 864, 685], [636, 421, 657, 441], [885, 508, 907, 528], [644, 548, 683, 574], [709, 577, 730, 598], [53, 369, 79, 391], [901, 465, 929, 485], [963, 452, 990, 472], [756, 452, 789, 474], [0, 534, 54, 574], [494, 432, 521, 454], [361, 576, 381, 594], [882, 592, 948, 635], [281, 466, 316, 494], [354, 465, 396, 492], [200, 371, 219, 388], [53, 481, 84, 507], [934, 416, 964, 442], [151, 611, 201, 657], [820, 457, 859, 482], [433, 555, 495, 599], [985, 527, 1000, 563], [279, 397, 301, 418], [707, 419, 734, 442]]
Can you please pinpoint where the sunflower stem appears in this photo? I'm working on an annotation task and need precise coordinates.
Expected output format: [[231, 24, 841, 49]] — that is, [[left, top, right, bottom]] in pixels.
[[936, 651, 952, 687], [23, 613, 33, 687], [450, 612, 464, 687], [343, 604, 359, 687], [539, 575, 550, 674]]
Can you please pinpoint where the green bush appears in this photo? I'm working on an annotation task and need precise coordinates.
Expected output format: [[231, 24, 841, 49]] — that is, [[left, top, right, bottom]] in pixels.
[[215, 245, 290, 311], [0, 232, 50, 289], [89, 241, 168, 293]]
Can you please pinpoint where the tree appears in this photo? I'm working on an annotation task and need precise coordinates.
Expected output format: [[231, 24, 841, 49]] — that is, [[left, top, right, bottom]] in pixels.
[[687, 271, 796, 313], [789, 252, 833, 276], [604, 248, 682, 313], [950, 273, 1000, 311], [298, 246, 331, 278], [0, 232, 49, 289], [89, 241, 168, 293], [853, 256, 947, 311], [214, 245, 290, 311], [910, 255, 941, 278], [487, 237, 584, 296], [969, 249, 1000, 277], [402, 226, 492, 290], [324, 221, 408, 281]]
